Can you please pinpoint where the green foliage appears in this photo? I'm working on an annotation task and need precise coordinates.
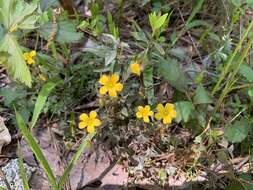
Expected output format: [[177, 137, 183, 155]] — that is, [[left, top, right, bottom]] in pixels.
[[18, 143, 30, 190], [31, 80, 60, 128], [193, 85, 213, 105], [15, 110, 58, 190], [158, 58, 188, 92], [175, 101, 194, 123], [149, 12, 170, 39], [40, 20, 83, 43], [0, 0, 39, 87], [224, 119, 252, 143]]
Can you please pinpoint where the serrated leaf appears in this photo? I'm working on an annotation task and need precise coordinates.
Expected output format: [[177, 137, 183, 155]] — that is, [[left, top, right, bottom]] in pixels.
[[193, 84, 213, 104], [159, 58, 188, 92], [40, 21, 83, 43], [0, 34, 32, 87], [224, 119, 251, 143], [239, 64, 253, 82], [0, 0, 38, 31], [175, 101, 194, 122]]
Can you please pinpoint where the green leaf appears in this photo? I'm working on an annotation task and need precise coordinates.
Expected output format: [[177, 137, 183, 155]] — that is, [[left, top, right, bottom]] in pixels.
[[175, 101, 194, 123], [58, 133, 95, 189], [143, 65, 154, 105], [159, 58, 188, 92], [40, 21, 83, 43], [186, 20, 211, 30], [193, 85, 213, 104], [31, 80, 59, 128], [224, 119, 251, 143], [0, 51, 8, 64], [226, 180, 246, 190], [0, 0, 38, 31], [239, 173, 253, 190], [239, 64, 253, 82], [15, 111, 58, 190], [185, 0, 204, 26], [231, 0, 241, 7], [155, 13, 168, 30], [0, 34, 32, 87], [18, 143, 30, 190]]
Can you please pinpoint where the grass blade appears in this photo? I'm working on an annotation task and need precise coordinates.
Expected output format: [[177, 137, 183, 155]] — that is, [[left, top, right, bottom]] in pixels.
[[15, 110, 58, 190], [212, 19, 253, 95], [31, 81, 58, 128], [58, 133, 95, 189], [17, 142, 30, 190]]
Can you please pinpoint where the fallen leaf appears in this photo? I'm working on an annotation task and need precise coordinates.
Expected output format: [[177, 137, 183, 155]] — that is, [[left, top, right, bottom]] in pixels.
[[0, 117, 11, 154]]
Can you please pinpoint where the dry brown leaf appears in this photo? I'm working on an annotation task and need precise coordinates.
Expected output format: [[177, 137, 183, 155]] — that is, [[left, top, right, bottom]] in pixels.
[[0, 117, 11, 154]]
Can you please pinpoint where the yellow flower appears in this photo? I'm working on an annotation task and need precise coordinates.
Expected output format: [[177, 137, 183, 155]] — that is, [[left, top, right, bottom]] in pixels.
[[130, 62, 141, 76], [79, 111, 101, 133], [23, 50, 36, 65], [136, 105, 154, 123], [155, 103, 177, 124], [99, 74, 123, 97]]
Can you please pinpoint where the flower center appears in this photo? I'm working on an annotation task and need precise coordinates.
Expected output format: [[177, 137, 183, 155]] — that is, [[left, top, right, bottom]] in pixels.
[[105, 80, 115, 89]]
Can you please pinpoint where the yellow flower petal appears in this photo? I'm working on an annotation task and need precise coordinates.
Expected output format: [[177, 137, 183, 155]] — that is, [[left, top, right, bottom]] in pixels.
[[136, 111, 142, 118], [89, 111, 97, 119], [27, 58, 35, 65], [23, 53, 29, 60], [156, 104, 164, 112], [99, 86, 108, 95], [99, 75, 109, 85], [138, 106, 144, 111], [171, 110, 177, 118], [78, 121, 87, 129], [115, 83, 123, 92], [94, 119, 101, 127], [30, 50, 36, 57], [143, 116, 150, 123], [130, 63, 141, 76], [163, 116, 172, 124], [87, 125, 95, 133], [144, 105, 151, 111], [111, 74, 119, 83], [79, 113, 88, 121], [165, 103, 174, 111], [108, 89, 117, 97], [155, 113, 162, 120], [148, 110, 154, 116]]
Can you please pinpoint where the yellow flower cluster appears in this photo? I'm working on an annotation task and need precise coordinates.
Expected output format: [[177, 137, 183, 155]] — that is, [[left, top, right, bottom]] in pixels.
[[136, 103, 177, 124], [23, 50, 36, 65], [77, 67, 176, 133]]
